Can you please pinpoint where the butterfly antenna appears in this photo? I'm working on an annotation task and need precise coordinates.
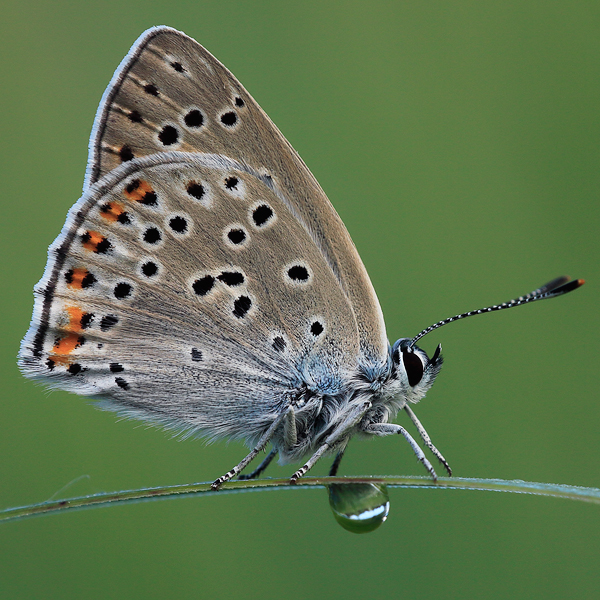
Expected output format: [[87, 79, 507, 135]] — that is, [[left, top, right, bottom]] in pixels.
[[410, 276, 585, 349]]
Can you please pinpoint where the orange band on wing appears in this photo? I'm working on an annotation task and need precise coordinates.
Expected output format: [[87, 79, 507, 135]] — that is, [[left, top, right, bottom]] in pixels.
[[65, 306, 86, 332], [100, 201, 127, 222], [123, 179, 157, 205], [49, 305, 90, 365], [81, 230, 111, 253], [65, 267, 96, 289], [53, 332, 84, 355]]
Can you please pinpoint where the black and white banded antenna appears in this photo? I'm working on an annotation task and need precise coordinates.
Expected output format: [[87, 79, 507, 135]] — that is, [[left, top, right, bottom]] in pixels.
[[410, 276, 585, 350]]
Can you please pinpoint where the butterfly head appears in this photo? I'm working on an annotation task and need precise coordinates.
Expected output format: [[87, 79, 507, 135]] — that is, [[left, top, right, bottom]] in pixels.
[[386, 277, 585, 406], [390, 338, 443, 402]]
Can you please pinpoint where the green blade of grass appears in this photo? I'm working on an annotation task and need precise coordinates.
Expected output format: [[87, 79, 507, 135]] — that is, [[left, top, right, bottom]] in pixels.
[[2, 475, 600, 523]]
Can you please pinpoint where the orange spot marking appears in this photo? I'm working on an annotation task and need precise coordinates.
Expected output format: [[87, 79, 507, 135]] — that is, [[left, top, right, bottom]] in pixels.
[[124, 179, 154, 202], [82, 230, 107, 252], [49, 306, 87, 365], [67, 268, 89, 289], [49, 355, 71, 366], [100, 201, 126, 222], [52, 332, 83, 356], [65, 306, 85, 332]]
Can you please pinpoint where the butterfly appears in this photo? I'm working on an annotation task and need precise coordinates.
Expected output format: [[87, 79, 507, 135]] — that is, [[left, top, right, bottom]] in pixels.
[[18, 27, 583, 490]]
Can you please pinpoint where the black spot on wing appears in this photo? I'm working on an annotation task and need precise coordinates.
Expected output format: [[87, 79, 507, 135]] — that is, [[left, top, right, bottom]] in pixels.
[[233, 296, 251, 318]]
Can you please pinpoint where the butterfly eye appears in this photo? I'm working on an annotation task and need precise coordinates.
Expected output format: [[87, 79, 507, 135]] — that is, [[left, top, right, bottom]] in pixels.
[[402, 350, 424, 387]]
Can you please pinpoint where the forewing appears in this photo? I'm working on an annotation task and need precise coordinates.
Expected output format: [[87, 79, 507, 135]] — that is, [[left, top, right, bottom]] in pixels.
[[85, 26, 388, 370]]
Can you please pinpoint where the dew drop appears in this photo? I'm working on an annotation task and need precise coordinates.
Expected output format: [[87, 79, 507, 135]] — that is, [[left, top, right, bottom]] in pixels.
[[328, 483, 390, 534]]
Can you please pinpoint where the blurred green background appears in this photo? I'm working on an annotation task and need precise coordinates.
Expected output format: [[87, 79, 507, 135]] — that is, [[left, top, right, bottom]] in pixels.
[[1, 1, 599, 598]]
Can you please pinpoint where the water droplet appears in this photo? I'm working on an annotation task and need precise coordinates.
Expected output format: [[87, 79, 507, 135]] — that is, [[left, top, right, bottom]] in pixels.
[[327, 483, 390, 533]]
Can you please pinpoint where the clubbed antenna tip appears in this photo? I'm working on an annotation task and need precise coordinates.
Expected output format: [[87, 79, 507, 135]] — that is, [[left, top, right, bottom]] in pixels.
[[410, 276, 585, 349]]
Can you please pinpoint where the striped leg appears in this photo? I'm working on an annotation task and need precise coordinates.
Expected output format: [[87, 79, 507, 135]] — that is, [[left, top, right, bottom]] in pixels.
[[290, 401, 371, 484], [362, 422, 438, 481], [211, 410, 287, 490], [238, 404, 298, 481], [404, 405, 452, 476], [238, 448, 278, 480], [289, 441, 331, 483]]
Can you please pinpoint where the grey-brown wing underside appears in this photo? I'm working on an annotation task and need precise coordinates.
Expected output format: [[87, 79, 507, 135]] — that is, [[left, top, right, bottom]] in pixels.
[[85, 26, 388, 370], [20, 153, 364, 441]]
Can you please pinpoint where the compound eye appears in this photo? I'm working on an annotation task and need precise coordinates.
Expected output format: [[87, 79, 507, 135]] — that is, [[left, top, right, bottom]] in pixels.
[[402, 350, 424, 386]]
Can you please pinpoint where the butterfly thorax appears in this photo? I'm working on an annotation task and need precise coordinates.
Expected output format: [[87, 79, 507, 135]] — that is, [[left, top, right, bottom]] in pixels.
[[273, 340, 442, 462]]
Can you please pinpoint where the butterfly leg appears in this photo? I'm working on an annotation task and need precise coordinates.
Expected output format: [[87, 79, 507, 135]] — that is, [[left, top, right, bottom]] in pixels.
[[404, 405, 452, 476], [238, 404, 297, 480], [328, 448, 346, 476], [362, 422, 438, 481], [290, 400, 371, 484], [211, 409, 288, 490], [283, 404, 297, 448], [238, 448, 278, 480]]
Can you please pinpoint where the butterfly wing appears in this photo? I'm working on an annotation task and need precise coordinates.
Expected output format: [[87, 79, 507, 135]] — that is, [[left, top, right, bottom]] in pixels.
[[85, 26, 388, 370], [20, 152, 367, 442]]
